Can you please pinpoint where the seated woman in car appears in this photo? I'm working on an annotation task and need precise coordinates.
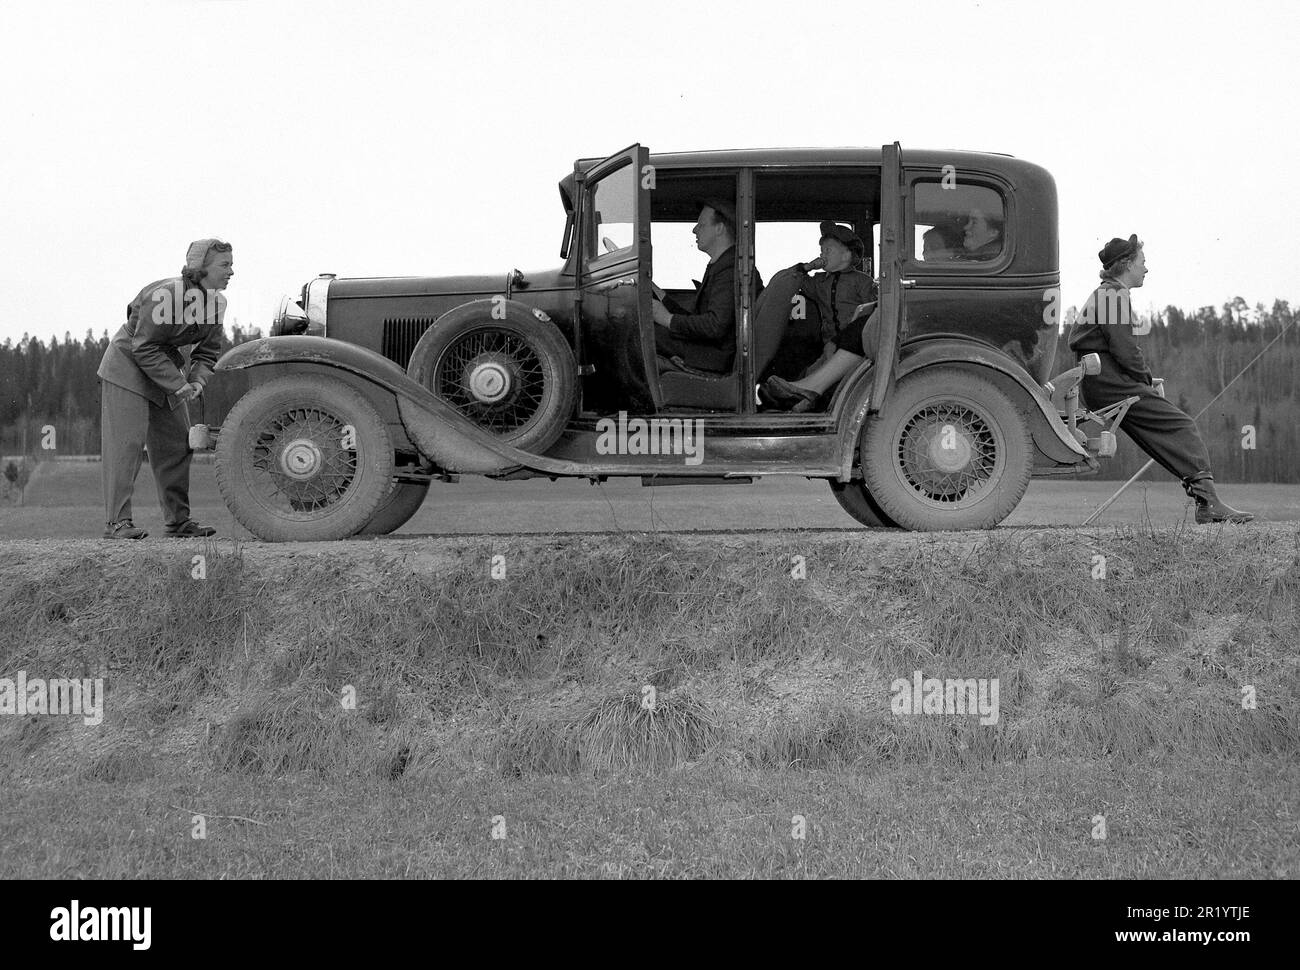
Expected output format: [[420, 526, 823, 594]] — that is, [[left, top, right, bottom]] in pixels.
[[760, 220, 998, 412], [757, 223, 875, 411]]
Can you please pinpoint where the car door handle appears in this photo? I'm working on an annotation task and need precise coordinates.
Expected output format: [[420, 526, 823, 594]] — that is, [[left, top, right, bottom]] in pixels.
[[900, 279, 917, 288], [593, 277, 635, 292]]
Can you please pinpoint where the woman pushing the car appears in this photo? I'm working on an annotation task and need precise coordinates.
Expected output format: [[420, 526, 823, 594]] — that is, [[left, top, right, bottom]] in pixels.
[[97, 238, 233, 539]]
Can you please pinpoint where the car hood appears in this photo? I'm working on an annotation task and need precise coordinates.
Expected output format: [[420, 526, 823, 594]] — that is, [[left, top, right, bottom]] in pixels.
[[327, 267, 565, 300]]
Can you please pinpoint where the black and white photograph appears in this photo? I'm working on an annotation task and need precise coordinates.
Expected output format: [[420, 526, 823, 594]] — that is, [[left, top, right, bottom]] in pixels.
[[0, 0, 1294, 938]]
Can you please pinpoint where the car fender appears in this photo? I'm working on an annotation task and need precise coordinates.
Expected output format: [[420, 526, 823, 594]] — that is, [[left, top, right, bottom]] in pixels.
[[215, 336, 591, 476], [831, 337, 1088, 480]]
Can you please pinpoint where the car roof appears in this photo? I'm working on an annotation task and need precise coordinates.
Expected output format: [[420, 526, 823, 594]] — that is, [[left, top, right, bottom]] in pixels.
[[558, 146, 1056, 224], [574, 146, 1016, 171]]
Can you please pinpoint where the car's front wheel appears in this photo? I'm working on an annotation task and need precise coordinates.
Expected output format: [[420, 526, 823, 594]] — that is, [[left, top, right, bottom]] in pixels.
[[215, 374, 395, 541], [860, 367, 1032, 531]]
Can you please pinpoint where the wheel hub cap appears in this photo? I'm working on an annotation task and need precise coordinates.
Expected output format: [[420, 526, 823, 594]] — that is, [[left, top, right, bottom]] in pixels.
[[897, 403, 998, 504], [927, 422, 973, 473], [279, 437, 324, 480], [467, 358, 512, 403]]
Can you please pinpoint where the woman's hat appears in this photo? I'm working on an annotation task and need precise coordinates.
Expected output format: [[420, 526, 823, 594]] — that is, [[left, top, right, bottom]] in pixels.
[[1099, 234, 1141, 269], [819, 221, 865, 256], [184, 238, 230, 273]]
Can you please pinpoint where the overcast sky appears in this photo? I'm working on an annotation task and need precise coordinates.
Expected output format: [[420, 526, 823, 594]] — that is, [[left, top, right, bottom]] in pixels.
[[1, 0, 1297, 346]]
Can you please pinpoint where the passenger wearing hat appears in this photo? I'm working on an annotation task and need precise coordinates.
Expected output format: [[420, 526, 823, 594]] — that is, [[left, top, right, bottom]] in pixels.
[[648, 198, 762, 372], [788, 222, 876, 356], [97, 238, 233, 539], [759, 223, 880, 413], [1069, 235, 1252, 524]]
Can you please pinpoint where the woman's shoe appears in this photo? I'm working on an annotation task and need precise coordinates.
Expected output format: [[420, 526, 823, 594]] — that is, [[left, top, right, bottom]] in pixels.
[[165, 519, 217, 537], [104, 519, 147, 540], [761, 375, 821, 412]]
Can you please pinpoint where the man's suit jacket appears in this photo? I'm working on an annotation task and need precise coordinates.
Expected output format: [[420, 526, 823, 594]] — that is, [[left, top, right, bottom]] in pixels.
[[98, 276, 226, 408], [661, 246, 764, 372]]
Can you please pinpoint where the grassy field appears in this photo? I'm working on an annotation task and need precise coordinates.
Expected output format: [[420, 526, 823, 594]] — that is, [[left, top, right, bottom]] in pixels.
[[1, 523, 1297, 878]]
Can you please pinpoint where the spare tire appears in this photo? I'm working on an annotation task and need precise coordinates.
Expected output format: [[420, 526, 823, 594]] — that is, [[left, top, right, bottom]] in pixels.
[[406, 300, 577, 455]]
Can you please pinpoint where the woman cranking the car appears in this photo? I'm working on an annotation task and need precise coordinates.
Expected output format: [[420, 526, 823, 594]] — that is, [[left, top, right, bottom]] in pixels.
[[97, 239, 233, 539]]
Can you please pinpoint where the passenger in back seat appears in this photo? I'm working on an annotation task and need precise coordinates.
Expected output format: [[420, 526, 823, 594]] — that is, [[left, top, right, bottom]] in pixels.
[[758, 223, 876, 412]]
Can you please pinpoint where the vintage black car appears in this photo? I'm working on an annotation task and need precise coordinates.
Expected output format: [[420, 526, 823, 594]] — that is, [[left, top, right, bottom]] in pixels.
[[211, 143, 1135, 540]]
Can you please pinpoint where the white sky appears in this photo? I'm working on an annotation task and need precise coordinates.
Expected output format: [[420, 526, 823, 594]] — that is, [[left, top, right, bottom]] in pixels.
[[1, 0, 1297, 345]]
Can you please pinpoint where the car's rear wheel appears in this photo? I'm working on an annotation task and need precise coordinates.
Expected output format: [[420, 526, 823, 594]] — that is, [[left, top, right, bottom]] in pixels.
[[215, 374, 395, 542], [829, 479, 899, 528], [407, 301, 576, 454], [861, 367, 1032, 531]]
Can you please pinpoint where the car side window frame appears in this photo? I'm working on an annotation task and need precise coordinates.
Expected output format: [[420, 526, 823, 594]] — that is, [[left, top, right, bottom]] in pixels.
[[582, 158, 640, 275], [904, 170, 1014, 273]]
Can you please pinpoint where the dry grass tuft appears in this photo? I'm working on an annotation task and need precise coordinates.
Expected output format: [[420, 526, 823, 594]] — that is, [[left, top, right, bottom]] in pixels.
[[496, 684, 723, 774], [77, 743, 154, 783], [210, 689, 366, 776]]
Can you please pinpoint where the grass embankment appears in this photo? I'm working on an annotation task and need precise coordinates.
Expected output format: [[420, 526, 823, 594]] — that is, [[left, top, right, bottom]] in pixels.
[[1, 525, 1298, 877]]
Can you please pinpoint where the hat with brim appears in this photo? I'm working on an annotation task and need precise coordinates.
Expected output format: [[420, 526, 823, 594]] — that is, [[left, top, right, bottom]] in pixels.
[[695, 198, 737, 227], [1099, 234, 1141, 270], [819, 221, 865, 257]]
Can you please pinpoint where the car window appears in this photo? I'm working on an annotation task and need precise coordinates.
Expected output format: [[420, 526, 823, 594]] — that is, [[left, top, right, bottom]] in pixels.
[[587, 161, 635, 259], [755, 222, 824, 281], [649, 222, 701, 290], [913, 182, 1005, 263]]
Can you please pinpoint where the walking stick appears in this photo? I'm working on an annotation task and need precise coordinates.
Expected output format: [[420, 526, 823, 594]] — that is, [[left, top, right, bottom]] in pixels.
[[1082, 317, 1298, 526]]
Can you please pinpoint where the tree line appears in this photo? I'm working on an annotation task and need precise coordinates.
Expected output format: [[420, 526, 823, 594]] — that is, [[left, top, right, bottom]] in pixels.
[[1, 297, 1297, 480], [0, 325, 257, 456]]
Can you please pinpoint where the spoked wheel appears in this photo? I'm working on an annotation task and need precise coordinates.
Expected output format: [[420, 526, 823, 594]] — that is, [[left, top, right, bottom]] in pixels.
[[829, 479, 899, 528], [861, 367, 1032, 531], [438, 330, 544, 434], [215, 375, 395, 541], [406, 300, 576, 454]]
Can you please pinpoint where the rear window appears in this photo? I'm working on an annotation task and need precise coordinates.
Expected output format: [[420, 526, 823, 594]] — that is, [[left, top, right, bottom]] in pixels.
[[912, 182, 1006, 264]]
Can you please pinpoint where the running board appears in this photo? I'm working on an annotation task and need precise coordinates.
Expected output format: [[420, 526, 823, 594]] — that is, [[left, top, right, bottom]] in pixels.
[[640, 475, 755, 487]]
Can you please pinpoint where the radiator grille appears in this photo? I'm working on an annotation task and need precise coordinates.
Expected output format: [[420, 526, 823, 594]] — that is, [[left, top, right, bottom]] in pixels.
[[382, 317, 438, 368]]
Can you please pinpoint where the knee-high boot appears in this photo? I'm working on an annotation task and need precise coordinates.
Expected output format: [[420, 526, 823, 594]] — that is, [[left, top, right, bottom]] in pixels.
[[1183, 476, 1254, 524]]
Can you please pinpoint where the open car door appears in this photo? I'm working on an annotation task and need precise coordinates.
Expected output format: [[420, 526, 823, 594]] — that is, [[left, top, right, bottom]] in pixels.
[[575, 144, 657, 411], [870, 141, 905, 412]]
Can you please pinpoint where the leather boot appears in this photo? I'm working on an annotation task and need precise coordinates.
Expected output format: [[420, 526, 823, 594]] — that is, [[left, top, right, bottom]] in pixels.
[[1186, 478, 1254, 524]]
